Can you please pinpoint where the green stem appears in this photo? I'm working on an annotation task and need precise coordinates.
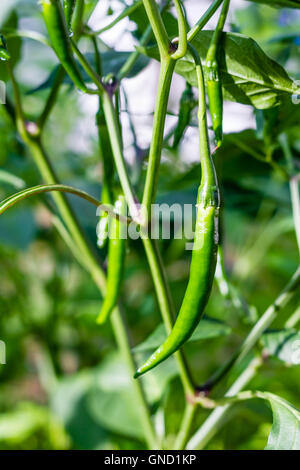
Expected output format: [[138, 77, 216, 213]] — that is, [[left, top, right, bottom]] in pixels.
[[186, 356, 263, 450], [202, 264, 300, 392], [142, 0, 170, 57], [102, 92, 139, 220], [173, 402, 197, 450], [117, 0, 171, 80], [187, 0, 224, 42], [0, 183, 101, 214], [206, 0, 230, 65], [233, 265, 300, 367], [142, 57, 175, 215], [71, 39, 105, 94], [37, 66, 66, 131], [171, 0, 187, 60], [37, 1, 84, 131], [193, 48, 217, 191], [279, 133, 300, 255]]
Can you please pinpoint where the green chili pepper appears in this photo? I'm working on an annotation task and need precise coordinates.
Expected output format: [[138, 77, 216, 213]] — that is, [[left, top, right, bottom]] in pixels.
[[206, 61, 223, 148], [97, 194, 127, 324], [205, 0, 230, 148], [134, 47, 220, 378], [96, 99, 115, 248], [0, 35, 10, 61], [63, 0, 76, 30], [172, 83, 196, 149], [41, 0, 87, 92]]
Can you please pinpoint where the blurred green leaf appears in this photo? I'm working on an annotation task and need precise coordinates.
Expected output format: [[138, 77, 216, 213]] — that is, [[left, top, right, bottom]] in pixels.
[[262, 329, 300, 364], [0, 402, 69, 449], [28, 51, 149, 94], [0, 11, 22, 80], [50, 371, 109, 449], [246, 0, 300, 8], [0, 208, 37, 250], [87, 387, 145, 440]]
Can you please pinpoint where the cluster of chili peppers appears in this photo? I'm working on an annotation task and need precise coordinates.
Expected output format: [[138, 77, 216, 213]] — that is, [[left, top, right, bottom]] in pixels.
[[37, 0, 227, 377]]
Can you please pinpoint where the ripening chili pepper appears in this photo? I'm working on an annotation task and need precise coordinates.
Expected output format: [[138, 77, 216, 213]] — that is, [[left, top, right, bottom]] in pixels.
[[205, 0, 230, 148], [172, 83, 196, 149], [0, 35, 10, 61], [97, 194, 127, 324], [63, 0, 76, 30], [134, 48, 220, 378], [41, 0, 87, 92]]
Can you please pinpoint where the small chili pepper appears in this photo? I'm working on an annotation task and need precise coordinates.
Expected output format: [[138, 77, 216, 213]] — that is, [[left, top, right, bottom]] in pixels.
[[96, 99, 115, 248], [205, 0, 230, 148], [172, 83, 196, 149], [63, 0, 76, 30], [0, 35, 10, 61], [206, 60, 223, 148], [41, 0, 87, 92], [97, 194, 127, 324], [134, 47, 220, 378]]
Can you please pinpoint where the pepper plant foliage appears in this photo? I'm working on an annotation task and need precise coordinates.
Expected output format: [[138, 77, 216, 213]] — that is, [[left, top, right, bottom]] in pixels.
[[0, 0, 300, 451]]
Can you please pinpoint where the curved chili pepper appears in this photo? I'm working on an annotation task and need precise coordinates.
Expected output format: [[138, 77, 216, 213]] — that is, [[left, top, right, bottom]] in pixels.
[[172, 83, 196, 149], [97, 194, 127, 324], [205, 0, 230, 148], [63, 0, 76, 30], [41, 0, 87, 92], [134, 47, 220, 378]]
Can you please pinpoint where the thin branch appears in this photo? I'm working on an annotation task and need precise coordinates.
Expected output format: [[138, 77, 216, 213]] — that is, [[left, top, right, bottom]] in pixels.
[[187, 0, 224, 42], [171, 0, 187, 60], [142, 0, 170, 57], [86, 0, 143, 36]]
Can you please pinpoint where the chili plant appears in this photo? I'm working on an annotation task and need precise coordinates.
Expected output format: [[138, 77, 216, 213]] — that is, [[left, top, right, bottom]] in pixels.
[[0, 0, 300, 450]]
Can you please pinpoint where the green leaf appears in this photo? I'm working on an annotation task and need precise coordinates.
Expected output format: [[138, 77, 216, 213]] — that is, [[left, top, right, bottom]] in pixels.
[[50, 371, 109, 449], [133, 317, 231, 353], [139, 31, 298, 109], [197, 390, 300, 450], [245, 0, 300, 8], [265, 393, 300, 450], [87, 387, 145, 440], [261, 329, 300, 365], [86, 354, 145, 440]]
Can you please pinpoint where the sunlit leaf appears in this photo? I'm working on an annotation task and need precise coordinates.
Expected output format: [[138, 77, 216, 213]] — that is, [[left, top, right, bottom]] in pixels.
[[261, 329, 300, 365], [139, 31, 298, 109]]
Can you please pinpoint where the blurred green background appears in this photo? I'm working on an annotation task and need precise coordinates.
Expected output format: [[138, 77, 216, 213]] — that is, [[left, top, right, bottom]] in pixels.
[[0, 0, 299, 450]]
